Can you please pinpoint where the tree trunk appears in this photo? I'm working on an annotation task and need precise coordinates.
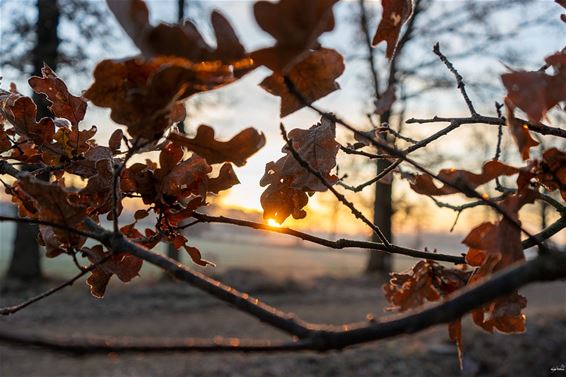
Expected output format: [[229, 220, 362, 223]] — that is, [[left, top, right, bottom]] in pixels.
[[366, 112, 393, 274], [8, 0, 59, 282]]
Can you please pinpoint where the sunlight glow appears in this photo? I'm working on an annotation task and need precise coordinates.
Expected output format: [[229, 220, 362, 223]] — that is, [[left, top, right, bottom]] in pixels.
[[267, 218, 282, 227]]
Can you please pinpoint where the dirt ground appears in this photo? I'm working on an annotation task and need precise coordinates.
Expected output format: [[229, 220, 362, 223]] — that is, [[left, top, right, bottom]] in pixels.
[[0, 269, 565, 377]]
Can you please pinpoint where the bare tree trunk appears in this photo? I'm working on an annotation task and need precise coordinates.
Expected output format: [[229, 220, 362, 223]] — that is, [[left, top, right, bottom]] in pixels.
[[8, 0, 59, 282], [357, 0, 393, 274], [366, 124, 393, 274]]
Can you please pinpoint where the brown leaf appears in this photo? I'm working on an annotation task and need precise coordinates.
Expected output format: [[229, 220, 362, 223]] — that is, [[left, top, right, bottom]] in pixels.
[[462, 190, 537, 334], [0, 89, 55, 146], [259, 48, 345, 117], [259, 117, 339, 223], [0, 123, 11, 152], [183, 245, 212, 267], [251, 0, 338, 72], [168, 125, 266, 167], [504, 98, 539, 161], [83, 245, 143, 298], [260, 178, 309, 224], [108, 0, 253, 72], [17, 175, 87, 252], [28, 65, 87, 129], [160, 154, 212, 200], [372, 0, 413, 59], [472, 292, 527, 333], [410, 161, 519, 196], [108, 129, 123, 153], [538, 148, 566, 200], [84, 57, 240, 139], [384, 260, 440, 311], [501, 52, 566, 122], [208, 163, 240, 194], [79, 158, 116, 216], [282, 117, 340, 191]]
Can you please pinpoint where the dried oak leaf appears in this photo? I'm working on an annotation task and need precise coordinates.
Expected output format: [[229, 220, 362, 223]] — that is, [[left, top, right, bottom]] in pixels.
[[168, 125, 266, 167], [169, 233, 212, 267], [0, 89, 55, 146], [0, 123, 11, 152], [79, 158, 117, 216], [259, 48, 345, 117], [67, 145, 114, 178], [384, 260, 441, 311], [462, 190, 537, 334], [28, 65, 87, 129], [83, 245, 143, 298], [252, 0, 338, 72], [108, 129, 124, 154], [121, 223, 161, 250], [208, 163, 240, 194], [409, 160, 519, 196], [472, 292, 527, 334], [384, 258, 469, 366], [504, 98, 539, 161], [16, 175, 87, 257], [537, 147, 566, 200], [120, 143, 227, 208], [108, 0, 253, 74], [260, 117, 339, 223], [84, 57, 238, 140], [372, 0, 414, 59], [160, 153, 212, 200], [51, 124, 98, 160], [501, 51, 566, 122]]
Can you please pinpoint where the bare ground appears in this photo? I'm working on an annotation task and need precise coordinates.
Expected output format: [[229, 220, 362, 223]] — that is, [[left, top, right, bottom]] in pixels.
[[0, 269, 565, 377]]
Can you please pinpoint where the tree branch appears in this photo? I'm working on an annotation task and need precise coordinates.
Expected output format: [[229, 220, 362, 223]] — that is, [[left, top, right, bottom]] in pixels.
[[191, 212, 464, 264]]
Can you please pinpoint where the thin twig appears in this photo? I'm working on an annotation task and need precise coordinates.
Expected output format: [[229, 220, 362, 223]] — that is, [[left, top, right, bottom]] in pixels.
[[192, 212, 464, 264], [0, 254, 113, 316], [433, 42, 478, 117]]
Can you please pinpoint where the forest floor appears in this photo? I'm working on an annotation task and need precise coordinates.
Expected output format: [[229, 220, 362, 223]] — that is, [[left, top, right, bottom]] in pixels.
[[0, 269, 565, 377]]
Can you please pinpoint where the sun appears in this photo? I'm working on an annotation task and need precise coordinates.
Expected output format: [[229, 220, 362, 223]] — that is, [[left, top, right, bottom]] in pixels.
[[267, 218, 282, 227]]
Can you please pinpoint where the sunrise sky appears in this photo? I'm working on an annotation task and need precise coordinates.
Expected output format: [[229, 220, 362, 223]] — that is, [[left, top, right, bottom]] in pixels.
[[1, 0, 564, 239]]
